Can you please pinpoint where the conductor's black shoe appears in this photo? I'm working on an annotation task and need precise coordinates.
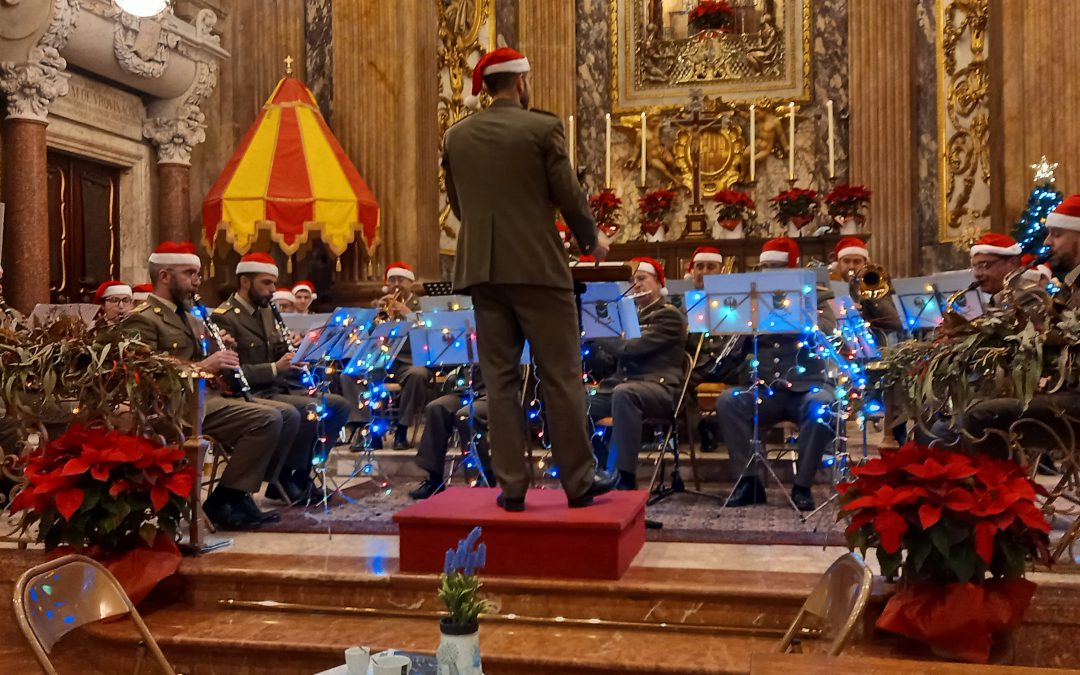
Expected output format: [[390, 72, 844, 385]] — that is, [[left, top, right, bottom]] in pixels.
[[409, 479, 445, 500], [495, 493, 525, 512], [791, 485, 815, 512], [567, 473, 619, 508], [723, 477, 767, 508], [393, 424, 411, 450]]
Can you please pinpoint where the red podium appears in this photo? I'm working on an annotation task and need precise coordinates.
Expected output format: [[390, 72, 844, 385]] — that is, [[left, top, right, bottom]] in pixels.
[[394, 487, 647, 580]]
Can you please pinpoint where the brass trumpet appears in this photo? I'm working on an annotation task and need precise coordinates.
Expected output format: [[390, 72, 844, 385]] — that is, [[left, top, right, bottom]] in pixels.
[[373, 288, 404, 322], [850, 263, 891, 301]]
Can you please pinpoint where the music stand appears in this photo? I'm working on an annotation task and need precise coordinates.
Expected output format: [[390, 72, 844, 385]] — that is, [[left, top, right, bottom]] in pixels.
[[422, 281, 454, 297], [580, 282, 641, 339], [933, 269, 984, 322], [420, 295, 473, 312]]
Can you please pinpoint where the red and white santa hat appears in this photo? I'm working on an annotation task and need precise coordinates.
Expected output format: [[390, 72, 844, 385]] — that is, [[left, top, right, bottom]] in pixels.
[[272, 288, 297, 304], [1046, 194, 1080, 232], [148, 241, 200, 267], [759, 237, 800, 268], [834, 237, 869, 261], [291, 280, 317, 299], [1020, 254, 1053, 282], [466, 47, 530, 109], [688, 246, 724, 273], [131, 283, 153, 302], [383, 261, 415, 293], [969, 232, 1022, 257], [94, 280, 132, 304], [235, 252, 279, 276], [632, 256, 668, 295]]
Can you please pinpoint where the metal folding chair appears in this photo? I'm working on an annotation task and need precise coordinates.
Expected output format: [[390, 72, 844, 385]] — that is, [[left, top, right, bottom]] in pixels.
[[774, 552, 873, 656]]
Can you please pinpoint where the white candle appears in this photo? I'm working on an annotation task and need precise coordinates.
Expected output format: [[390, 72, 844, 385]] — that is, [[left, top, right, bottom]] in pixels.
[[748, 104, 756, 182], [826, 99, 835, 179], [788, 102, 796, 181], [568, 115, 576, 169], [640, 112, 647, 187], [605, 113, 612, 188]]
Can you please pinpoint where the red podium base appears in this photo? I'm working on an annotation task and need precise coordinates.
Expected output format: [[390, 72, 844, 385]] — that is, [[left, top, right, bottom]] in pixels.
[[393, 487, 646, 580]]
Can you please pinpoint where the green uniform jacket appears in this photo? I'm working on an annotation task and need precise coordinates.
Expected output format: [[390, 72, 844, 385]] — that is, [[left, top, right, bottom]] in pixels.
[[596, 299, 689, 393], [208, 294, 290, 394], [441, 98, 598, 292], [122, 294, 206, 360]]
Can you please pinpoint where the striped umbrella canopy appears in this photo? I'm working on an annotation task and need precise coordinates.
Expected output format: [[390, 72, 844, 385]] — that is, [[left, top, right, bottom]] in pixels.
[[202, 76, 379, 266]]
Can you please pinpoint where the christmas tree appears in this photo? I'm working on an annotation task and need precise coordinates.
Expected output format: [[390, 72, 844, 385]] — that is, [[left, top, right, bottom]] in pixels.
[[1011, 156, 1063, 256]]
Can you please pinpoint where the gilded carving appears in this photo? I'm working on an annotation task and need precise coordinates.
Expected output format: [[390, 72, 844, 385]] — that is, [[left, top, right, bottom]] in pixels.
[[0, 0, 79, 122], [436, 0, 495, 256], [937, 0, 990, 242]]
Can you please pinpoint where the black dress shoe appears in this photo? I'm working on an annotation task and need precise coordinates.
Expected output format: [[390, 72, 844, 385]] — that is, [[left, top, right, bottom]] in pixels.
[[791, 485, 815, 512], [239, 494, 281, 523], [203, 495, 262, 531], [723, 477, 767, 508], [495, 493, 525, 512], [408, 479, 445, 500], [393, 425, 411, 450], [567, 473, 619, 508]]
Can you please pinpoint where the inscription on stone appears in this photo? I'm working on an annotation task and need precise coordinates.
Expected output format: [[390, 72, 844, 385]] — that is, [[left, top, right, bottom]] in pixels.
[[51, 73, 145, 141]]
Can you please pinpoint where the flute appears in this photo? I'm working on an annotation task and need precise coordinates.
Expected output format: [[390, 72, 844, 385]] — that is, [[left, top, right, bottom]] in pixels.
[[193, 294, 254, 402]]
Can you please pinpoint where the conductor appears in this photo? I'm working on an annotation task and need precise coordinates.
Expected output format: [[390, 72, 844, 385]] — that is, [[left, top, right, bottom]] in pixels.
[[441, 47, 616, 511]]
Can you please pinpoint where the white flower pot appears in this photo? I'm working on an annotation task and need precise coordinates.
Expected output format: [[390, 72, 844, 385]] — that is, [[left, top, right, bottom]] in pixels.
[[437, 620, 483, 675]]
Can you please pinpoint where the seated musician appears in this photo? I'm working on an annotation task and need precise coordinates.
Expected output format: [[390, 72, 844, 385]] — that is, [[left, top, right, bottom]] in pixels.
[[588, 257, 688, 490], [272, 288, 298, 313], [94, 280, 134, 325], [408, 366, 490, 499], [970, 233, 1024, 301], [714, 238, 838, 512], [210, 252, 351, 505], [369, 261, 432, 449], [291, 280, 317, 314], [123, 242, 288, 530], [832, 237, 901, 336], [131, 283, 152, 303]]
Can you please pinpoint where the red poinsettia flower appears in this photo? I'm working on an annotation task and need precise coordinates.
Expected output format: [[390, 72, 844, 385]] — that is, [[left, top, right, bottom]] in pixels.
[[714, 189, 755, 222], [825, 183, 872, 217], [770, 188, 820, 221], [689, 0, 735, 32]]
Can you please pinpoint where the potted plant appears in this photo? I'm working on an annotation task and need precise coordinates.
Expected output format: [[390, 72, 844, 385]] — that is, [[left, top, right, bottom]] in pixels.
[[825, 183, 872, 233], [637, 188, 678, 240], [437, 526, 490, 675], [839, 442, 1051, 663], [688, 0, 736, 35], [770, 187, 820, 232], [9, 424, 195, 604], [713, 189, 756, 232], [589, 189, 623, 238]]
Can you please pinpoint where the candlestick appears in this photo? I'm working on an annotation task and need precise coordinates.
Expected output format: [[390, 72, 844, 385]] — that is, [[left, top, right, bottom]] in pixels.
[[639, 112, 647, 187], [748, 104, 756, 182], [568, 115, 576, 169], [605, 113, 612, 188], [826, 99, 835, 179], [788, 102, 796, 181]]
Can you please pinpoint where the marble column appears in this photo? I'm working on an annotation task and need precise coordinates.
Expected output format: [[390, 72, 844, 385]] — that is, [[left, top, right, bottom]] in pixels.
[[158, 163, 192, 244]]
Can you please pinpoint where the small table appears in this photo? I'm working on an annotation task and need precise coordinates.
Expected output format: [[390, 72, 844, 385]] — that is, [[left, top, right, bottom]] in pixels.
[[314, 651, 440, 675]]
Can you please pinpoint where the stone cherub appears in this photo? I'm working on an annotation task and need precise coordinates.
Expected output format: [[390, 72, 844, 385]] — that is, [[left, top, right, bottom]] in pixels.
[[612, 113, 685, 189]]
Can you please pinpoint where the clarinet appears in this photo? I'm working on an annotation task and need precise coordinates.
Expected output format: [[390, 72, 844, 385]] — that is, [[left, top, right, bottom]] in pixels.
[[270, 300, 313, 384], [0, 294, 15, 321], [192, 294, 254, 402]]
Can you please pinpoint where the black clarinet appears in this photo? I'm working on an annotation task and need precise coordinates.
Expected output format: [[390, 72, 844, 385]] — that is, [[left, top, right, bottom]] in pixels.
[[192, 294, 254, 402], [270, 300, 313, 381]]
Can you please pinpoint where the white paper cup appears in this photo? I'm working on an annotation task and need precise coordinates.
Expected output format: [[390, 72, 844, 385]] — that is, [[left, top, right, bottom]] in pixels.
[[371, 653, 411, 675], [345, 646, 371, 675]]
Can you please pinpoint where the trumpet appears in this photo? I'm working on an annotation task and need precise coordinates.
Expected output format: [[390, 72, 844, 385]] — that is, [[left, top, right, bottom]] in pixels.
[[374, 288, 404, 321], [850, 263, 891, 301], [193, 294, 254, 402]]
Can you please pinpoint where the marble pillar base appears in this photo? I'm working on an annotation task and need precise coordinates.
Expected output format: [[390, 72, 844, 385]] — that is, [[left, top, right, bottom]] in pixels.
[[1, 118, 50, 312], [158, 163, 192, 244]]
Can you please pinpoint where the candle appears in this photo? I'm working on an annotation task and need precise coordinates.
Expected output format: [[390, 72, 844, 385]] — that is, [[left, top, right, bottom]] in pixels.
[[826, 99, 835, 179], [748, 104, 756, 182], [640, 112, 647, 187], [568, 115, 576, 169], [605, 113, 612, 188], [788, 102, 796, 181]]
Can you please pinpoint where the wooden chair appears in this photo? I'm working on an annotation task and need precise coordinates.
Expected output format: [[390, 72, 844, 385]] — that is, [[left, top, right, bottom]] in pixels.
[[13, 554, 176, 675], [775, 552, 873, 656]]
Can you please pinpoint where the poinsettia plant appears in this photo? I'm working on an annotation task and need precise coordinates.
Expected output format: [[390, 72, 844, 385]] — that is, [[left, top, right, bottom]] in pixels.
[[637, 188, 678, 237], [825, 183, 872, 218], [689, 0, 735, 32], [589, 189, 623, 237], [770, 188, 820, 224], [10, 424, 196, 554], [714, 189, 756, 222]]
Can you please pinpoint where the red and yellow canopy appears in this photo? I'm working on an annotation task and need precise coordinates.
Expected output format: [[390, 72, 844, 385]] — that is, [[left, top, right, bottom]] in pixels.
[[202, 76, 379, 260]]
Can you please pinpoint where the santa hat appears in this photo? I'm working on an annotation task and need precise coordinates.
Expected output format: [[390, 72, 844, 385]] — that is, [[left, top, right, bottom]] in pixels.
[[557, 221, 572, 249], [94, 280, 132, 304], [759, 237, 800, 268], [272, 288, 297, 305], [235, 252, 279, 276], [969, 233, 1021, 257], [131, 283, 152, 302], [1020, 254, 1052, 282], [466, 47, 530, 109], [383, 261, 416, 293], [632, 256, 668, 295], [148, 241, 200, 267], [291, 280, 317, 299], [834, 237, 869, 261], [1046, 194, 1080, 232], [688, 246, 724, 275], [578, 255, 596, 263]]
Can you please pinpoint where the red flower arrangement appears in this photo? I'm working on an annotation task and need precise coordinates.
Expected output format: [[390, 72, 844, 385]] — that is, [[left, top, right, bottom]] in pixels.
[[637, 188, 678, 237], [589, 189, 623, 237], [713, 189, 755, 231], [825, 183, 872, 218], [839, 442, 1051, 662], [770, 187, 820, 227], [688, 0, 736, 33]]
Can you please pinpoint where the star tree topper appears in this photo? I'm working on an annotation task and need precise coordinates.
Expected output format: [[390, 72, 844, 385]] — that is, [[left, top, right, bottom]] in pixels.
[[1030, 155, 1058, 184]]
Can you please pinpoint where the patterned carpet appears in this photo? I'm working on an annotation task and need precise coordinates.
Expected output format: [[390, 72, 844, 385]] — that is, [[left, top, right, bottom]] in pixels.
[[259, 481, 848, 546]]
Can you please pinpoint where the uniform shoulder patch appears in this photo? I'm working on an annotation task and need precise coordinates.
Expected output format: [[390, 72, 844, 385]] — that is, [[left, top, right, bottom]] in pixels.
[[131, 302, 151, 313], [212, 306, 228, 314]]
